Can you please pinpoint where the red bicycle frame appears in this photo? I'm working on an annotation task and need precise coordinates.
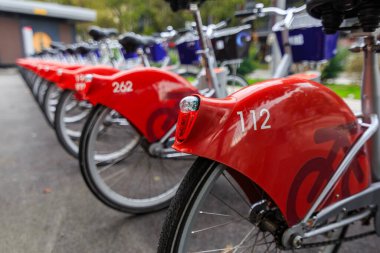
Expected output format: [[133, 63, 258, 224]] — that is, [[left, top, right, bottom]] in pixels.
[[82, 67, 198, 142]]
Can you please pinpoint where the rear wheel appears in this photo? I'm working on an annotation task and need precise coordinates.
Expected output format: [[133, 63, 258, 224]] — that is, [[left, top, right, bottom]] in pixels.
[[79, 104, 194, 213], [37, 80, 49, 106], [54, 90, 92, 158], [42, 83, 62, 128], [158, 158, 347, 253], [32, 76, 43, 98], [226, 74, 248, 94]]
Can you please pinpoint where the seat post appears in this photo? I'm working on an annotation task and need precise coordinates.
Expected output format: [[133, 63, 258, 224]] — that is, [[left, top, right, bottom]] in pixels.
[[190, 3, 227, 98], [361, 34, 380, 180]]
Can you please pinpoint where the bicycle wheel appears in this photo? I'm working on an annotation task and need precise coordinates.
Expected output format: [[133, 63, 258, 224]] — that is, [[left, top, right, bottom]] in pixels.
[[226, 74, 248, 95], [32, 76, 43, 98], [37, 80, 49, 106], [54, 90, 92, 158], [158, 158, 347, 253], [42, 83, 62, 128], [79, 104, 194, 213]]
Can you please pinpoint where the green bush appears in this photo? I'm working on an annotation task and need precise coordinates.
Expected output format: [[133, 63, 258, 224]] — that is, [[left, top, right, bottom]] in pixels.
[[321, 48, 349, 81], [237, 46, 264, 76]]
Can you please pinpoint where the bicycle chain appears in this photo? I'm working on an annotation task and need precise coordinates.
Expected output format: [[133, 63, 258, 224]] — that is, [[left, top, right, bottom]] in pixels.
[[301, 230, 376, 249]]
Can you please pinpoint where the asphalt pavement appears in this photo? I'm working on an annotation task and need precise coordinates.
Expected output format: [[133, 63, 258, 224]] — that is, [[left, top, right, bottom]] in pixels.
[[0, 69, 165, 253], [0, 69, 379, 253]]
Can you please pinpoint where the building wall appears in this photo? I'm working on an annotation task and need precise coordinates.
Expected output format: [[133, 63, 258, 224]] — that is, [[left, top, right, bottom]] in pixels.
[[0, 15, 23, 65], [0, 13, 77, 65], [59, 22, 75, 44]]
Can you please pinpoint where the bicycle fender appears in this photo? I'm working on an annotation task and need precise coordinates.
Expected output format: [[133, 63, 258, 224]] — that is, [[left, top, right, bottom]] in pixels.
[[56, 65, 118, 91], [173, 77, 371, 226], [84, 67, 198, 142]]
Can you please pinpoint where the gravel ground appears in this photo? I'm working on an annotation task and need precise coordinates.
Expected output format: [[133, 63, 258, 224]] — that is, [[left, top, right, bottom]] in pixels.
[[0, 69, 378, 253]]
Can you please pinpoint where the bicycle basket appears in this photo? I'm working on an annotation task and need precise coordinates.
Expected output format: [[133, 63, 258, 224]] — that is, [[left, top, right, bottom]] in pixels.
[[121, 48, 138, 60], [146, 41, 168, 62], [176, 32, 201, 65], [274, 13, 338, 63], [211, 24, 252, 62]]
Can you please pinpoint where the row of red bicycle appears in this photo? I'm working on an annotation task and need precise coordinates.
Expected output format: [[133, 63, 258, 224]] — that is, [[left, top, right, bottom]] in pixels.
[[17, 0, 380, 252]]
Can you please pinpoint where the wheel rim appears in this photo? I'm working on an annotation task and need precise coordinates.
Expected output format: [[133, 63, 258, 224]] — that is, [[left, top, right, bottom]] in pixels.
[[57, 91, 91, 155], [176, 164, 346, 253], [226, 75, 247, 95], [85, 107, 194, 209], [44, 85, 61, 125], [38, 82, 48, 105]]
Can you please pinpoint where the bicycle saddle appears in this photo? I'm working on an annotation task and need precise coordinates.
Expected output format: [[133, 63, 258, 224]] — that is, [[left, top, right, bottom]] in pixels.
[[50, 41, 66, 51], [75, 43, 97, 55], [306, 0, 380, 33], [64, 45, 77, 55], [165, 0, 206, 11], [88, 26, 118, 41], [118, 33, 156, 53]]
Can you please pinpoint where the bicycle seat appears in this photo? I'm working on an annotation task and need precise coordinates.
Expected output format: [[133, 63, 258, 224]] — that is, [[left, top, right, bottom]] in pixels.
[[118, 33, 156, 53], [64, 45, 77, 55], [50, 41, 66, 51], [46, 48, 59, 56], [306, 0, 380, 33], [75, 43, 97, 55], [165, 0, 206, 11], [88, 26, 118, 41]]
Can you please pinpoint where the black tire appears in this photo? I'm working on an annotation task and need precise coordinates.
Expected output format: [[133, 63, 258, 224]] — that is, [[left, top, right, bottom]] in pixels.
[[42, 83, 61, 128], [226, 74, 248, 95], [79, 104, 192, 214], [32, 76, 43, 99], [158, 158, 347, 253], [158, 158, 219, 252], [37, 79, 48, 107], [54, 90, 90, 158], [79, 105, 156, 213]]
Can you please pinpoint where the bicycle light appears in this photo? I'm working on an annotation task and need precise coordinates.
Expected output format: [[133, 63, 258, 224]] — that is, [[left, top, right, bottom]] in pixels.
[[84, 74, 93, 83], [176, 96, 200, 142]]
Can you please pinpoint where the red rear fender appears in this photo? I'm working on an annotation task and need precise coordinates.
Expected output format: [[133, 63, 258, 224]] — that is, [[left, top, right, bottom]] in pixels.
[[56, 66, 118, 91], [173, 77, 371, 226], [85, 67, 198, 142]]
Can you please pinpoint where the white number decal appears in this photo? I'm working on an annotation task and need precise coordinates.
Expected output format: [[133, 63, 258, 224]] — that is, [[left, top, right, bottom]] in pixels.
[[260, 109, 271, 129], [75, 75, 86, 91], [237, 111, 245, 132], [250, 110, 258, 131], [237, 109, 272, 132], [112, 81, 133, 93]]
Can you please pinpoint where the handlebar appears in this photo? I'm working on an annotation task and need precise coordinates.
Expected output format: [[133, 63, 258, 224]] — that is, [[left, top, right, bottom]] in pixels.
[[235, 3, 306, 28], [235, 3, 306, 25]]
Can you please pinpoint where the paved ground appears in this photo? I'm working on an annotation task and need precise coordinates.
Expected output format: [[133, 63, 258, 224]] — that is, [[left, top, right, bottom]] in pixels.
[[0, 70, 166, 253], [0, 69, 378, 253]]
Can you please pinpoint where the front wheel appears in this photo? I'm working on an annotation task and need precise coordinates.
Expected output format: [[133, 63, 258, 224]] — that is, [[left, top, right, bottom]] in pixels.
[[79, 104, 194, 213], [42, 83, 62, 128], [158, 158, 348, 253], [226, 74, 248, 95], [54, 90, 92, 158]]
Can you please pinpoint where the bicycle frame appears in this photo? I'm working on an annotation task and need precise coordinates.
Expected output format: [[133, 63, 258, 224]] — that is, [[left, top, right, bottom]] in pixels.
[[172, 26, 380, 249], [82, 68, 197, 142]]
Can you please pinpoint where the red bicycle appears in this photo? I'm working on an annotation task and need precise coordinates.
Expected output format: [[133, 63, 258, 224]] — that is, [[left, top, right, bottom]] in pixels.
[[158, 0, 380, 252]]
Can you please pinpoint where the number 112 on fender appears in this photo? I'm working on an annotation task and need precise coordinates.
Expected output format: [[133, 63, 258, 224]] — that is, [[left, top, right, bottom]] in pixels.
[[237, 109, 271, 133]]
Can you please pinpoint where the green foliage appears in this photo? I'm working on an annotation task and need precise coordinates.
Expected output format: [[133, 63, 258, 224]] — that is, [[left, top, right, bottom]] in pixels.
[[237, 46, 265, 76], [247, 78, 265, 84], [321, 48, 349, 81], [325, 84, 360, 99], [40, 0, 254, 36], [346, 54, 363, 75]]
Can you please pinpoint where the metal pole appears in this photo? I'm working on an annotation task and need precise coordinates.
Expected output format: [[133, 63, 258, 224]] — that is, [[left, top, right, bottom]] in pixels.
[[361, 35, 380, 181]]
